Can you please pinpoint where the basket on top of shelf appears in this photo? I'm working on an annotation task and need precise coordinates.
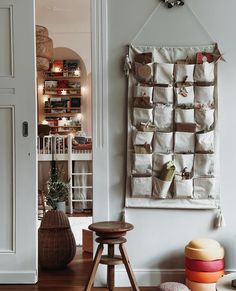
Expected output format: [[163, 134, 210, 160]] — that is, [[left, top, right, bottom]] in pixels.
[[36, 25, 53, 71]]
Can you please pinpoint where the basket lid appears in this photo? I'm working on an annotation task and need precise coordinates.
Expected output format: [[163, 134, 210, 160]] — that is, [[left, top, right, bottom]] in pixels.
[[39, 210, 70, 229], [36, 25, 49, 37]]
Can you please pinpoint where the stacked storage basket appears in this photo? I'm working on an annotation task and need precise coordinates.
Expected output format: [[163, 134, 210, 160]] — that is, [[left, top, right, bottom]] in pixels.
[[185, 238, 224, 290]]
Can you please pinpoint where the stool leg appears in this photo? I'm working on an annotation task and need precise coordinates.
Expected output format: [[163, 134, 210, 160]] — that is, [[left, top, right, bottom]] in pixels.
[[107, 244, 115, 291], [85, 243, 104, 291], [119, 243, 140, 291]]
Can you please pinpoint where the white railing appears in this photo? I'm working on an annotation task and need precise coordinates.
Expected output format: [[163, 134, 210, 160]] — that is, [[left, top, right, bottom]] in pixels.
[[37, 134, 93, 213]]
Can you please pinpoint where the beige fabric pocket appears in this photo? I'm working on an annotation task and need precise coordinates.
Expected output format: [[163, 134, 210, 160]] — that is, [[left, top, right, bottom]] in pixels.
[[175, 108, 195, 123], [134, 84, 153, 98], [174, 64, 195, 83], [131, 176, 153, 197], [195, 108, 215, 132], [174, 132, 195, 153], [174, 154, 194, 175], [153, 86, 174, 104], [153, 132, 173, 154], [196, 131, 214, 153], [132, 127, 154, 145], [153, 177, 172, 199], [153, 153, 173, 174], [193, 177, 216, 199], [133, 153, 152, 174], [153, 104, 173, 131], [174, 179, 193, 199], [175, 85, 194, 105], [195, 85, 214, 105], [194, 62, 215, 82], [133, 107, 153, 126], [194, 153, 215, 177], [154, 63, 174, 85]]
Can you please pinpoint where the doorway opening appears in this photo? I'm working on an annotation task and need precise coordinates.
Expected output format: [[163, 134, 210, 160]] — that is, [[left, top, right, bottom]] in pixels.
[[35, 0, 93, 275]]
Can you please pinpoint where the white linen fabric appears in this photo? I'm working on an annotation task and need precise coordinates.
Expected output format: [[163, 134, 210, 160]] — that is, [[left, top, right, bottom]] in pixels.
[[153, 131, 173, 154], [132, 176, 153, 197], [153, 86, 174, 104], [126, 44, 220, 209]]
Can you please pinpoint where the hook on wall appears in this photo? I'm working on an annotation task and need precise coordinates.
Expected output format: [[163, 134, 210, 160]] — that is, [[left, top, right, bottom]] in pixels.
[[161, 0, 184, 9]]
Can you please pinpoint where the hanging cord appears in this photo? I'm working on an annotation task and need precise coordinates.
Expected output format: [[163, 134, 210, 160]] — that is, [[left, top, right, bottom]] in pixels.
[[131, 1, 162, 45], [185, 1, 215, 44], [131, 0, 216, 45]]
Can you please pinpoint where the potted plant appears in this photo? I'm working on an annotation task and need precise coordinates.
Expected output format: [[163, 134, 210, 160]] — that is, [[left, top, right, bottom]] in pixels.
[[46, 167, 70, 213]]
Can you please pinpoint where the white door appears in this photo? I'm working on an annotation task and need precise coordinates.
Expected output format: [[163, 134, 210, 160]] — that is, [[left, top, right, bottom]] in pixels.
[[0, 0, 37, 284]]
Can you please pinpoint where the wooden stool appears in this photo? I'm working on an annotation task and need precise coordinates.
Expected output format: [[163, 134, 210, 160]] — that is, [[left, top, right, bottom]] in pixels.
[[85, 221, 140, 291]]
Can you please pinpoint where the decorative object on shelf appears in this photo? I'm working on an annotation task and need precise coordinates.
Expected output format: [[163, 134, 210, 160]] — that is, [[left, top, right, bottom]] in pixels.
[[46, 167, 70, 213], [38, 209, 76, 269], [161, 0, 184, 9], [36, 25, 53, 71]]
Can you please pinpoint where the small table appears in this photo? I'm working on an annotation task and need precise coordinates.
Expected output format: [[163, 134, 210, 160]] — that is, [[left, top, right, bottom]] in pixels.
[[85, 221, 140, 291], [216, 273, 236, 290]]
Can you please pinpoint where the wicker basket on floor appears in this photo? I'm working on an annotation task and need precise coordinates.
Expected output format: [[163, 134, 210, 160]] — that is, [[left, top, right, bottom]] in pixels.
[[38, 210, 76, 270]]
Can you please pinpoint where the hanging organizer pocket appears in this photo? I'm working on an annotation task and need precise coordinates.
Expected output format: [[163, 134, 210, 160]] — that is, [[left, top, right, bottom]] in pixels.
[[194, 153, 215, 177], [131, 175, 153, 197], [175, 108, 195, 123], [153, 104, 173, 131], [174, 153, 194, 175], [132, 126, 154, 145], [196, 130, 214, 153], [134, 83, 154, 98], [153, 85, 174, 104], [153, 131, 173, 154], [133, 96, 152, 108], [174, 132, 195, 153], [174, 178, 193, 199], [154, 63, 174, 85], [193, 177, 216, 199], [174, 64, 195, 83], [195, 108, 215, 132], [195, 85, 214, 105], [153, 153, 173, 174], [134, 62, 153, 83], [194, 62, 215, 83], [175, 85, 194, 105], [153, 176, 172, 199], [132, 153, 152, 174], [133, 107, 153, 126]]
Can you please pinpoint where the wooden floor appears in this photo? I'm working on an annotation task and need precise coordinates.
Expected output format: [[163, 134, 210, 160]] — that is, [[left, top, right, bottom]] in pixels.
[[0, 247, 156, 291]]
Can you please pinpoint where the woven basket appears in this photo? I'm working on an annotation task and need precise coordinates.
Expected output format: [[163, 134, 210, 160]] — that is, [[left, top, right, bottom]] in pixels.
[[36, 35, 53, 59], [38, 210, 76, 270], [36, 57, 50, 71], [36, 25, 49, 37]]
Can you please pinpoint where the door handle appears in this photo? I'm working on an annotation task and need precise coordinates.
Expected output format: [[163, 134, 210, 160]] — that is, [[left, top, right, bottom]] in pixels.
[[22, 121, 28, 137]]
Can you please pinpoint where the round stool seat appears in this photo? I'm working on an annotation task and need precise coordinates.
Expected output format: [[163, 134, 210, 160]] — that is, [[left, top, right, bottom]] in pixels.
[[185, 257, 224, 272], [185, 238, 224, 260], [186, 279, 216, 291], [186, 268, 224, 283], [89, 221, 134, 238], [85, 221, 139, 291], [158, 282, 190, 291]]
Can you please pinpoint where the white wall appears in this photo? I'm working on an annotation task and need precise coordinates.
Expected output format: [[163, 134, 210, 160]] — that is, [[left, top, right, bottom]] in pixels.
[[106, 0, 236, 285]]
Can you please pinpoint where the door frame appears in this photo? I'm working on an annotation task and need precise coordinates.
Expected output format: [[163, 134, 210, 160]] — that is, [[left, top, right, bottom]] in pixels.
[[91, 0, 109, 222]]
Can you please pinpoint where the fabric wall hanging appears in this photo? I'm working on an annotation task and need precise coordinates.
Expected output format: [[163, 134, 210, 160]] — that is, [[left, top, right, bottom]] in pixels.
[[125, 43, 222, 209]]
